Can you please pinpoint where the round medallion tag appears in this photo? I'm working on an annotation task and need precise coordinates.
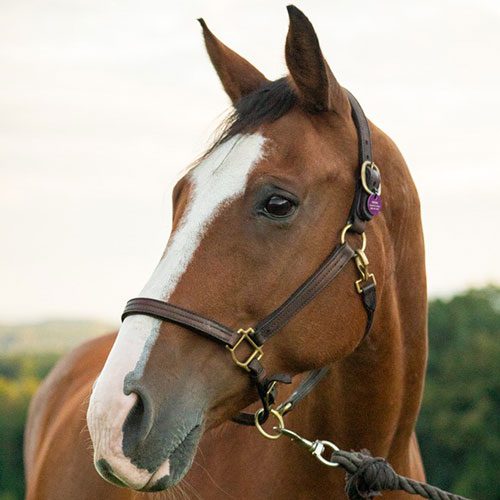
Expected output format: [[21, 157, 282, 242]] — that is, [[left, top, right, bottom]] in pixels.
[[367, 194, 382, 216]]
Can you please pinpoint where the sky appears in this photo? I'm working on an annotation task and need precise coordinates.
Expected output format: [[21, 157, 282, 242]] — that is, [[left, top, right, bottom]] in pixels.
[[1, 0, 499, 322]]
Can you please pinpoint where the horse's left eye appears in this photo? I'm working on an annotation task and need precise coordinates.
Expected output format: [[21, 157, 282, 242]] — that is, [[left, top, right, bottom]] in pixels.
[[264, 195, 295, 218]]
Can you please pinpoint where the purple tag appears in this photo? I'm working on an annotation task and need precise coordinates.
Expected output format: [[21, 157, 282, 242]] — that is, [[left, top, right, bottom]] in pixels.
[[367, 194, 382, 216]]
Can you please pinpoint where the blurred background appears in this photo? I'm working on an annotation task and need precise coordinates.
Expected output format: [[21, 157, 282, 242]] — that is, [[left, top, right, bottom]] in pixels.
[[1, 1, 499, 499]]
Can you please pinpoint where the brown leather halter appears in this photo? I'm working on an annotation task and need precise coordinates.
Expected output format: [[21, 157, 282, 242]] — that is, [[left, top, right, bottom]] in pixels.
[[122, 90, 381, 426]]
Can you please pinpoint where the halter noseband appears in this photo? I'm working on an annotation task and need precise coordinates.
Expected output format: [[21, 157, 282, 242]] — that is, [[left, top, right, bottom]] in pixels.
[[121, 90, 381, 427]]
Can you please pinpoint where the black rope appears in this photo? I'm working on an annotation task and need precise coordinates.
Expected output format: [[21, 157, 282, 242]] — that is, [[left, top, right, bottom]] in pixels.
[[329, 449, 471, 500]]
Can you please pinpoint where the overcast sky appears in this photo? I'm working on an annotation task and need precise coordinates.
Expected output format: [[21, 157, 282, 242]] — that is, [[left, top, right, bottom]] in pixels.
[[1, 0, 499, 322]]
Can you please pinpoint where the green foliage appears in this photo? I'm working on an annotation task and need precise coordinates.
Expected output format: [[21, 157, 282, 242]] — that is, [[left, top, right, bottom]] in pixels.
[[0, 355, 54, 500], [417, 286, 500, 499], [0, 320, 114, 355], [0, 290, 498, 499], [0, 320, 112, 499], [0, 353, 60, 380]]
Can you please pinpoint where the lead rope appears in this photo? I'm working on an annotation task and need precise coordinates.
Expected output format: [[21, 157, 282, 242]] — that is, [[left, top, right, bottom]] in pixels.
[[253, 412, 471, 500]]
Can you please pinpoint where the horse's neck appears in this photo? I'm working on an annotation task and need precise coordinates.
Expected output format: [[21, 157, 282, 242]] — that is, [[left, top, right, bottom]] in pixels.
[[289, 173, 428, 472], [290, 289, 426, 473]]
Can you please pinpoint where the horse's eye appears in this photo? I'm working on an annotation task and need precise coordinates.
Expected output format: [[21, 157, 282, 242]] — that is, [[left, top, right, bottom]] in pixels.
[[264, 195, 295, 218]]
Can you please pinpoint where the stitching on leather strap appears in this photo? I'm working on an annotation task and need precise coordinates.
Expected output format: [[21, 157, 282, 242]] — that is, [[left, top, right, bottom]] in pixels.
[[253, 243, 355, 344], [122, 299, 238, 346]]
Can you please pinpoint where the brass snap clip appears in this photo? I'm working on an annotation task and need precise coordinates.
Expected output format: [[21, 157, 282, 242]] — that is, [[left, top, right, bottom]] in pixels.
[[354, 248, 376, 294], [341, 224, 376, 294], [279, 428, 340, 467]]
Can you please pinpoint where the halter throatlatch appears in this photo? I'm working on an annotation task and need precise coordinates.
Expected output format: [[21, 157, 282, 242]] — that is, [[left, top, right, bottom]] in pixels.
[[121, 90, 381, 427]]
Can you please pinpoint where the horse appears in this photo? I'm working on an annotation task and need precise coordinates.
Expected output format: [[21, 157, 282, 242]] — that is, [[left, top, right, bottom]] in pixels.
[[24, 6, 427, 499]]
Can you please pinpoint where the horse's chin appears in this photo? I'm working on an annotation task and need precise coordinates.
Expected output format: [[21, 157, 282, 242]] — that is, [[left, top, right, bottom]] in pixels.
[[95, 421, 203, 492], [139, 423, 203, 492]]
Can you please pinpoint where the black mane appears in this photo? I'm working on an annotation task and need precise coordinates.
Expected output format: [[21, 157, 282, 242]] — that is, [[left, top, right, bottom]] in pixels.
[[213, 77, 297, 147]]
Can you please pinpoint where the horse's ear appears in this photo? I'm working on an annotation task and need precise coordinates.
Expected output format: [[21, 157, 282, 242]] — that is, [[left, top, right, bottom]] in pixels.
[[285, 5, 349, 115], [198, 18, 270, 103]]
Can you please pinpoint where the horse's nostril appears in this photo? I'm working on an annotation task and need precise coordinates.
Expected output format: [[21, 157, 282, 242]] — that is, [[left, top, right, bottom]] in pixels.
[[122, 388, 155, 452]]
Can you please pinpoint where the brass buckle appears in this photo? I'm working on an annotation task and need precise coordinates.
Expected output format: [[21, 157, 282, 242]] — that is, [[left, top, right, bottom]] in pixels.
[[226, 328, 263, 372], [360, 161, 381, 195], [356, 273, 377, 294]]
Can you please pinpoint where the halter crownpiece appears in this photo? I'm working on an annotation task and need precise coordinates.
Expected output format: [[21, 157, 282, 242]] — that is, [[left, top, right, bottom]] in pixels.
[[121, 90, 381, 427]]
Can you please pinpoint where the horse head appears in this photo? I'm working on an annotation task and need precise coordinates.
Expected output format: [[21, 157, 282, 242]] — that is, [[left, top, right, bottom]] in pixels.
[[86, 6, 422, 492]]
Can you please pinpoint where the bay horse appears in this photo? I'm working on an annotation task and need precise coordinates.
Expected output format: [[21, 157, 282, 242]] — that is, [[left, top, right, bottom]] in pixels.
[[25, 6, 427, 499]]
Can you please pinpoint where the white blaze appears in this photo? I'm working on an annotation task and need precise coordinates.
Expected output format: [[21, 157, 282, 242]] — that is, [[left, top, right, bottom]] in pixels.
[[87, 133, 267, 488]]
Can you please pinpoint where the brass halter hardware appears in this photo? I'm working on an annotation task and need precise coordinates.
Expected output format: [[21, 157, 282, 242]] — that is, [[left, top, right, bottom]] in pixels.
[[341, 224, 376, 294], [254, 408, 284, 440], [255, 411, 341, 468], [354, 248, 376, 294], [226, 328, 263, 372], [340, 223, 366, 252], [361, 161, 381, 195]]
